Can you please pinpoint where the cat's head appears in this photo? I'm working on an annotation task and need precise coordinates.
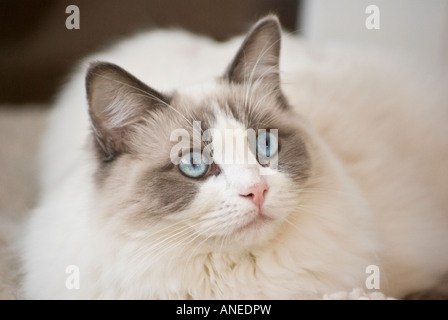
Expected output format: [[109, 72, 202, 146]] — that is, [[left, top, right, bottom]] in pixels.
[[85, 15, 313, 253]]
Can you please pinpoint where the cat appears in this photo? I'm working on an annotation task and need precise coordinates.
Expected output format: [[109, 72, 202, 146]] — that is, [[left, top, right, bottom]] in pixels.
[[19, 14, 448, 299]]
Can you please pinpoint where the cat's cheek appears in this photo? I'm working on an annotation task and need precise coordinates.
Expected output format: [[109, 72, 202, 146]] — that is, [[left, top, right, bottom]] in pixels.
[[262, 173, 300, 215]]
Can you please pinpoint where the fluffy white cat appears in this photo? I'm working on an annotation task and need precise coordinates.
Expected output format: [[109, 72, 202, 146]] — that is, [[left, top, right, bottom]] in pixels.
[[20, 15, 448, 299]]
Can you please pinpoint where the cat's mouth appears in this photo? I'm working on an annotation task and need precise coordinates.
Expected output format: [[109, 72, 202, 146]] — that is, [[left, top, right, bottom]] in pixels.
[[235, 213, 273, 234]]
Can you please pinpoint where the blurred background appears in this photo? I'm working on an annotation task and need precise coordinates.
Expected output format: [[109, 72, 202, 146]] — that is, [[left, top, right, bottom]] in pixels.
[[1, 0, 447, 105], [0, 0, 300, 104]]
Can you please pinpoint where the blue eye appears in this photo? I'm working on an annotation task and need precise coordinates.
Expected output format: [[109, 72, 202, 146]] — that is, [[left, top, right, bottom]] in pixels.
[[178, 151, 209, 179], [257, 131, 278, 158]]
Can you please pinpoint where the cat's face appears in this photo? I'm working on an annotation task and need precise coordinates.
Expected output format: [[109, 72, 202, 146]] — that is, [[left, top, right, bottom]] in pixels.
[[86, 16, 311, 252]]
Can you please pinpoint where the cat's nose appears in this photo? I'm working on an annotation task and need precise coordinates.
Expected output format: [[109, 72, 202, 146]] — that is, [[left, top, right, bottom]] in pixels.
[[240, 183, 269, 211]]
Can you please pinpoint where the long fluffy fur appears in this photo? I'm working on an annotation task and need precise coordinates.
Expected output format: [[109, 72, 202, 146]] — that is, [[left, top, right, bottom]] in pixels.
[[19, 19, 448, 299]]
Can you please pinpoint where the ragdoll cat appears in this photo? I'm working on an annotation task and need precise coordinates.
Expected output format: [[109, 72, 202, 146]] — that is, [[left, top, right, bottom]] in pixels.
[[20, 15, 448, 299]]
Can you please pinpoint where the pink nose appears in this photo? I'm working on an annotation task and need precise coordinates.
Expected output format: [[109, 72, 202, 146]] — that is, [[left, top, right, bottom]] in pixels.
[[240, 183, 269, 210]]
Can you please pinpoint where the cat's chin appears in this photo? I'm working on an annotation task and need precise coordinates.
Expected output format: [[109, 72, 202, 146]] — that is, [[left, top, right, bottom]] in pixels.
[[234, 213, 273, 234], [209, 212, 281, 251]]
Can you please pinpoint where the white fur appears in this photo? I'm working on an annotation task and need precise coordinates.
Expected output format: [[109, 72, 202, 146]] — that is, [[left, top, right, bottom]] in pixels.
[[20, 29, 448, 299]]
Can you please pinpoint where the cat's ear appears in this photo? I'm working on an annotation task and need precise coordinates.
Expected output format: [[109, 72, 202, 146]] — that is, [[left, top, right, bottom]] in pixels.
[[225, 15, 281, 89], [86, 62, 170, 162]]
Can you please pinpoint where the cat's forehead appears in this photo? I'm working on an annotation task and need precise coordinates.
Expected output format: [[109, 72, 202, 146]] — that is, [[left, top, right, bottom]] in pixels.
[[176, 82, 220, 104], [172, 80, 283, 131]]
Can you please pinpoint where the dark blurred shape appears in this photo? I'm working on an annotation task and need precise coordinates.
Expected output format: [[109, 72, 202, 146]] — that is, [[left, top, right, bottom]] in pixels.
[[0, 0, 299, 105]]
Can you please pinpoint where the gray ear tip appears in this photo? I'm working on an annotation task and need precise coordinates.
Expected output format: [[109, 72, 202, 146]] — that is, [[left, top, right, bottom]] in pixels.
[[85, 61, 123, 95], [260, 14, 280, 23], [86, 61, 117, 78], [254, 14, 282, 31], [86, 61, 107, 85], [246, 14, 282, 43]]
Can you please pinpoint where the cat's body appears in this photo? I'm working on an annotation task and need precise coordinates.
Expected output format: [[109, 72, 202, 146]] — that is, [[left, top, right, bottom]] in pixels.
[[20, 16, 448, 299]]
